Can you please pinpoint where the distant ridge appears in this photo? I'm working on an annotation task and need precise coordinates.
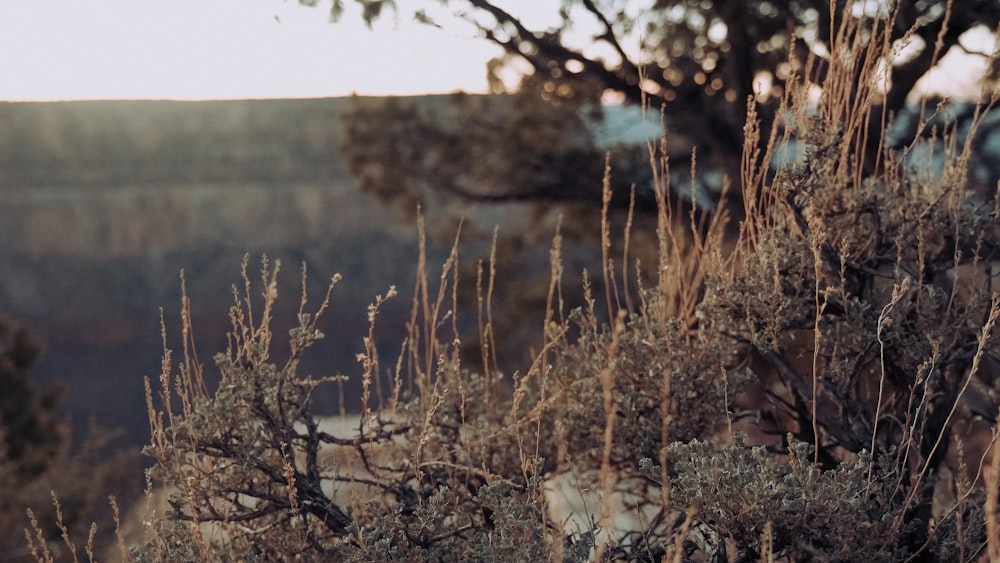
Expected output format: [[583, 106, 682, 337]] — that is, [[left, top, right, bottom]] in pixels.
[[0, 95, 480, 189], [0, 98, 352, 188]]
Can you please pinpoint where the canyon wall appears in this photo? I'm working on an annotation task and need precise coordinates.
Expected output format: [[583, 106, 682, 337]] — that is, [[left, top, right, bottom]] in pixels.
[[0, 98, 466, 447]]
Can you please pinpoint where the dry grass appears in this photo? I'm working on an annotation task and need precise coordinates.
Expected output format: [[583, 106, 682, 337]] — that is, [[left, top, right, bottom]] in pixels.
[[16, 1, 1000, 561]]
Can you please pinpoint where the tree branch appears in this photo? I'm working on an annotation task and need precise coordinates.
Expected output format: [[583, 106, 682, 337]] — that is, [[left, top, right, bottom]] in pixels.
[[463, 0, 653, 104], [578, 0, 640, 78]]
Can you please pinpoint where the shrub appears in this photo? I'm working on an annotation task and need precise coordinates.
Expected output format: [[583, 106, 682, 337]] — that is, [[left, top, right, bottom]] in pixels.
[[36, 3, 1000, 562]]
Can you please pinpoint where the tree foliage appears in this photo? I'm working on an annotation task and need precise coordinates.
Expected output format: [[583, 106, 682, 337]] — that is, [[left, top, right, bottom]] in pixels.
[[332, 0, 1000, 214], [0, 319, 135, 561], [0, 319, 59, 478], [341, 89, 625, 214]]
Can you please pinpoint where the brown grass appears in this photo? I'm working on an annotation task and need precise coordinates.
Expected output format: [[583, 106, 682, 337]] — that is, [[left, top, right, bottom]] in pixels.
[[19, 1, 1000, 561]]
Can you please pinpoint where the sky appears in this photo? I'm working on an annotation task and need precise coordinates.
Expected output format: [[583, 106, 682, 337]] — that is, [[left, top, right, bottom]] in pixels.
[[0, 0, 513, 101], [0, 1, 995, 102]]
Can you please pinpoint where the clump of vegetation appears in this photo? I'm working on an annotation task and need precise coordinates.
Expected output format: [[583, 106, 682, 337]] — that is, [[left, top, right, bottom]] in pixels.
[[24, 2, 1000, 562], [0, 318, 135, 562]]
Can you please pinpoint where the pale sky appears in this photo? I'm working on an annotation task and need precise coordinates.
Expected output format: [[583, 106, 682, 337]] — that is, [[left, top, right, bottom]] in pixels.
[[0, 0, 514, 101], [0, 1, 994, 102]]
